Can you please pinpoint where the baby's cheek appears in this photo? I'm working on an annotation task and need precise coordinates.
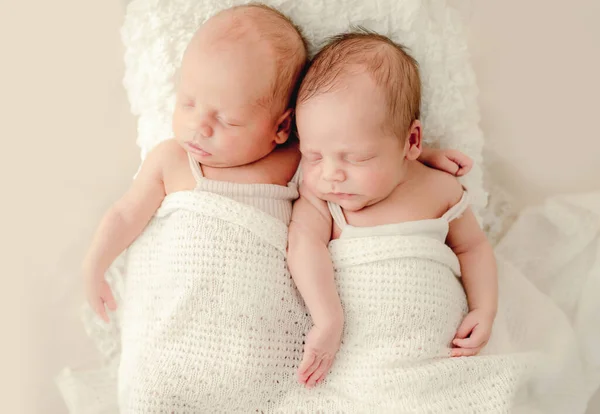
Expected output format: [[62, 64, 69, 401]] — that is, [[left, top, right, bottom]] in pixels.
[[301, 166, 321, 191], [361, 168, 388, 192], [363, 169, 392, 197], [172, 111, 183, 139]]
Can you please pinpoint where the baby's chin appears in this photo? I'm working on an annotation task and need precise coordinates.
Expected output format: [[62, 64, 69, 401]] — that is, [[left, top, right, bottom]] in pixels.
[[321, 192, 369, 212]]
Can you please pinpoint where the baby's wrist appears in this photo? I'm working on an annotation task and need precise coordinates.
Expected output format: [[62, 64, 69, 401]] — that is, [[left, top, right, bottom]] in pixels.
[[314, 309, 344, 331], [470, 306, 497, 320], [82, 260, 105, 281]]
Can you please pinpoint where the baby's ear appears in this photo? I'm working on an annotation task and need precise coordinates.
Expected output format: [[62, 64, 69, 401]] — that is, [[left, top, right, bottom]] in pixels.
[[404, 120, 422, 161], [275, 109, 294, 144]]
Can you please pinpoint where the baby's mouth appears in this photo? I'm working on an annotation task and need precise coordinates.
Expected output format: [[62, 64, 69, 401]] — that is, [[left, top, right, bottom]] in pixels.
[[187, 142, 212, 156], [331, 192, 355, 200]]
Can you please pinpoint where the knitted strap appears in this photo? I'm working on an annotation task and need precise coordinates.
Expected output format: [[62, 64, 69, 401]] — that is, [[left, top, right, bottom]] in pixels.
[[328, 202, 347, 230], [442, 190, 469, 222], [187, 152, 204, 183]]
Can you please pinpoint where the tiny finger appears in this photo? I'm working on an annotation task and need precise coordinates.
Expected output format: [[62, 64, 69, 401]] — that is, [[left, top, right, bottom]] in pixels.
[[458, 163, 473, 175], [298, 353, 320, 381], [306, 359, 332, 388], [440, 159, 459, 176], [451, 347, 480, 357], [455, 318, 477, 340], [464, 327, 488, 348], [452, 337, 474, 348], [105, 296, 118, 311], [305, 359, 327, 388], [95, 301, 109, 323]]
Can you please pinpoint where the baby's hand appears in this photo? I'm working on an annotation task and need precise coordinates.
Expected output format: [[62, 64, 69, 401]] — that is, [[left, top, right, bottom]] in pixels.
[[84, 271, 117, 323], [421, 148, 473, 177], [451, 308, 494, 357], [298, 322, 343, 388]]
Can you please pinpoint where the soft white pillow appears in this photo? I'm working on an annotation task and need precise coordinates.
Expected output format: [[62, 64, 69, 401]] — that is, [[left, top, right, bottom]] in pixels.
[[121, 0, 487, 215]]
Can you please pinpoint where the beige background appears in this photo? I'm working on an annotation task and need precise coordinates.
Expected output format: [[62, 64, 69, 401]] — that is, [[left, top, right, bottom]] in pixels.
[[1, 0, 597, 413]]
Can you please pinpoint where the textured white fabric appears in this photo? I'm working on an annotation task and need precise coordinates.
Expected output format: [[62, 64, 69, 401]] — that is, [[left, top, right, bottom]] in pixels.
[[56, 192, 599, 413], [113, 161, 306, 412], [495, 192, 600, 401], [274, 195, 589, 413], [119, 0, 488, 220], [119, 190, 309, 412], [278, 234, 534, 413]]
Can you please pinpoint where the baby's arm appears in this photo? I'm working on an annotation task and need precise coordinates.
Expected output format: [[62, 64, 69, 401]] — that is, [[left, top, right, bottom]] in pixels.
[[287, 185, 343, 388], [445, 184, 497, 356], [419, 146, 473, 176], [82, 141, 169, 322]]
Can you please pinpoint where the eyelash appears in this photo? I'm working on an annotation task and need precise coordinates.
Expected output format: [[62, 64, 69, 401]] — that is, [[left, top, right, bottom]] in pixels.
[[181, 102, 240, 127], [303, 155, 374, 165], [346, 156, 374, 164], [217, 117, 240, 127], [303, 155, 322, 164]]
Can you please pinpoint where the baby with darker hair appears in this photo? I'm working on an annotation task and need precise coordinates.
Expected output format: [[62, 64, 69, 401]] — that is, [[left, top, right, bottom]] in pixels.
[[287, 31, 498, 407]]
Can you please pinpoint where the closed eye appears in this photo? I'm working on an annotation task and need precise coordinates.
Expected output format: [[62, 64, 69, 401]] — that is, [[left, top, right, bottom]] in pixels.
[[345, 155, 376, 164], [217, 116, 242, 127], [302, 153, 322, 164]]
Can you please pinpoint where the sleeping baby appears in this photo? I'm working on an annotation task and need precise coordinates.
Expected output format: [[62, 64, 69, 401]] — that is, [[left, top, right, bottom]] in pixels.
[[81, 5, 473, 412], [282, 32, 521, 412]]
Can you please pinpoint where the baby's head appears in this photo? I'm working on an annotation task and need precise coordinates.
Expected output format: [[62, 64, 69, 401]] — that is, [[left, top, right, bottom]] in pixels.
[[173, 4, 307, 167], [296, 31, 422, 211]]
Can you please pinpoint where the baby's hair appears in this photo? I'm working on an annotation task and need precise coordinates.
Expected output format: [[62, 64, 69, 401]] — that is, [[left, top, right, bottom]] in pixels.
[[298, 28, 421, 138], [227, 3, 309, 114]]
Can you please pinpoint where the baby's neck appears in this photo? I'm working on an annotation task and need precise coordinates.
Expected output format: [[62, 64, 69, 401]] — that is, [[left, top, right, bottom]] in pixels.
[[396, 159, 426, 186], [200, 142, 300, 186]]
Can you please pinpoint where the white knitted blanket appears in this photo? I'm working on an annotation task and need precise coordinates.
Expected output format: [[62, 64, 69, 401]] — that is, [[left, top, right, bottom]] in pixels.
[[274, 235, 569, 413], [56, 194, 594, 413], [120, 190, 309, 412], [278, 236, 585, 414]]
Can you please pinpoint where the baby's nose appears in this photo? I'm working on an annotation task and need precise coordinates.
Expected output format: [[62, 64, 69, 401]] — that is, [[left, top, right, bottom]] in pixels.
[[323, 161, 345, 182], [197, 124, 213, 139], [187, 120, 213, 139]]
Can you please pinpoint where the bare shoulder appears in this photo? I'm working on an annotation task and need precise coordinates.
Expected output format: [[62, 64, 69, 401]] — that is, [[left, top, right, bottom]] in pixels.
[[146, 138, 195, 193], [148, 138, 188, 167], [422, 166, 464, 209], [257, 140, 301, 186]]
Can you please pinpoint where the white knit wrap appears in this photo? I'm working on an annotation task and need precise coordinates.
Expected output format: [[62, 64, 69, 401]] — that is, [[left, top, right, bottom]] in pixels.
[[118, 190, 310, 412], [275, 235, 541, 413]]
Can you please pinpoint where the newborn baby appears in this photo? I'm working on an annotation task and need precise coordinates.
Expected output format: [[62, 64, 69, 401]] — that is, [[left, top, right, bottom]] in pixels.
[[284, 32, 503, 412], [83, 5, 308, 412]]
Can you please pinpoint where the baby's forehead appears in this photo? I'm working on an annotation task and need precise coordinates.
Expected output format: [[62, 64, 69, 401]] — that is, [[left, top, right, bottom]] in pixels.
[[195, 6, 296, 54], [180, 5, 307, 110], [182, 10, 282, 78]]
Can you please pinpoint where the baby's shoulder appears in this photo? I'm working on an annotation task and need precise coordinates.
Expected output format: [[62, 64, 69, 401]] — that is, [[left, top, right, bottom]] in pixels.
[[419, 165, 464, 209], [135, 138, 186, 178], [252, 140, 301, 186], [144, 138, 196, 193], [148, 138, 189, 167]]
